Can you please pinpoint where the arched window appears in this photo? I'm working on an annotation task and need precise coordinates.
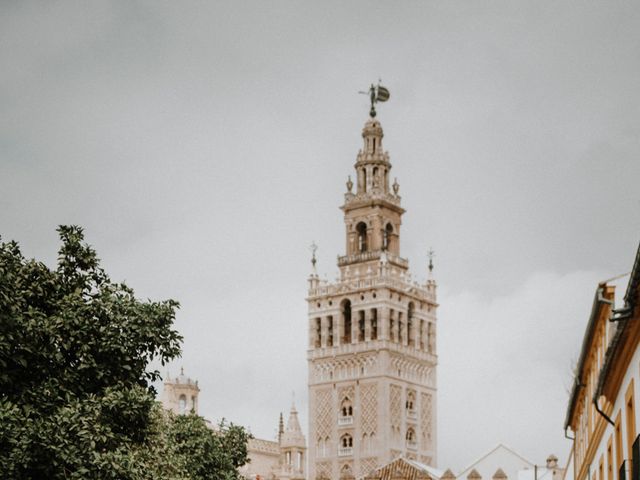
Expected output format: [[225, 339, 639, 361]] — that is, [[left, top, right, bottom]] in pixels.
[[179, 394, 187, 414], [406, 428, 416, 442], [341, 397, 353, 417], [341, 434, 353, 448], [327, 316, 333, 347], [406, 390, 416, 411], [383, 223, 393, 250], [341, 299, 351, 344], [356, 222, 367, 253]]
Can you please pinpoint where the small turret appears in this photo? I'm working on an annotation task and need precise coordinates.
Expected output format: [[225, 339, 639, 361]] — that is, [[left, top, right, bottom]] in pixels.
[[279, 400, 307, 480], [160, 367, 200, 415]]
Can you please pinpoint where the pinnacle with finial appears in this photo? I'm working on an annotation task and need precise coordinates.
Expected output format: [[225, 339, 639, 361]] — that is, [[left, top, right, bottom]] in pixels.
[[310, 242, 318, 269], [428, 248, 435, 273]]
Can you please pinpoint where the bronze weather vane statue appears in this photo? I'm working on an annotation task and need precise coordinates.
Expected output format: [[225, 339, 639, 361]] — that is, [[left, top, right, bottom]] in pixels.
[[359, 80, 390, 117]]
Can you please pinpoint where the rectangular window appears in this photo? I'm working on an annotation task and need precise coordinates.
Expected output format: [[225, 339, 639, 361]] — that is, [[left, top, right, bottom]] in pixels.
[[626, 381, 636, 479], [609, 435, 615, 480], [617, 411, 624, 474]]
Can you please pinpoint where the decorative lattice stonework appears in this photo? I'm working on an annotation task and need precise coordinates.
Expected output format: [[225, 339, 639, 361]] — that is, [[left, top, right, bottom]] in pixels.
[[360, 383, 377, 435], [390, 384, 402, 430], [339, 461, 354, 479], [316, 388, 333, 439], [420, 392, 433, 449], [316, 461, 331, 480], [360, 457, 379, 477], [338, 385, 355, 405]]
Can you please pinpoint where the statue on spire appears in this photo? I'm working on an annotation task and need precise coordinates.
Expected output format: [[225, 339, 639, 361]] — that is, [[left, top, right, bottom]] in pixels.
[[359, 81, 390, 117]]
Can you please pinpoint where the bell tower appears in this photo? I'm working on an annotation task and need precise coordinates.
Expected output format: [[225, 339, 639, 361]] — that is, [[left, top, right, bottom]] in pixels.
[[307, 108, 438, 480]]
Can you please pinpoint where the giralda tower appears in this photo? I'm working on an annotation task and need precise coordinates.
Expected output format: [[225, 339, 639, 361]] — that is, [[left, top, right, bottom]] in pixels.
[[307, 93, 438, 480]]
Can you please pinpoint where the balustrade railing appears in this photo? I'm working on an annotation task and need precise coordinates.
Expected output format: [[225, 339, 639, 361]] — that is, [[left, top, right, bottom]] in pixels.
[[338, 447, 353, 457], [338, 416, 354, 426]]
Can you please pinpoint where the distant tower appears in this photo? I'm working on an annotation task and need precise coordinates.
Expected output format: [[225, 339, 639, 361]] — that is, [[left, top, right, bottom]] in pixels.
[[307, 114, 438, 479], [161, 367, 200, 415], [278, 402, 307, 480]]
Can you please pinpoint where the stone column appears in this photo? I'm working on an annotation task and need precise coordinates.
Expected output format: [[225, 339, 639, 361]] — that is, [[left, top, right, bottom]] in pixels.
[[321, 316, 328, 348], [390, 309, 398, 343], [380, 306, 389, 340], [336, 312, 344, 347], [351, 312, 358, 345]]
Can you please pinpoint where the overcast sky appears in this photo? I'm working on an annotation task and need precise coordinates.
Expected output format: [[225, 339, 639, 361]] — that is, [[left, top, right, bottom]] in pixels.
[[2, 1, 639, 472]]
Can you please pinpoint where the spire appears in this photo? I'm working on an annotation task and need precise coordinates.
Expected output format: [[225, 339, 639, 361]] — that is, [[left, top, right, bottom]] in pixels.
[[286, 402, 302, 434], [278, 412, 284, 444], [280, 398, 305, 448], [426, 247, 436, 289]]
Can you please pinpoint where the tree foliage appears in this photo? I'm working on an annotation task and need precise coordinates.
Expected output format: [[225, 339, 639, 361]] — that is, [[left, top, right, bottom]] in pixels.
[[0, 226, 249, 479]]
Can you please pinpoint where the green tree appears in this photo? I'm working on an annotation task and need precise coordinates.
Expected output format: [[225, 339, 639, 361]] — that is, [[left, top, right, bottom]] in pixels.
[[0, 226, 249, 479]]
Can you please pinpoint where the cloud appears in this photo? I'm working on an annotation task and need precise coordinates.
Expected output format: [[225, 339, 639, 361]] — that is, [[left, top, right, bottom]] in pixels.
[[437, 270, 606, 470]]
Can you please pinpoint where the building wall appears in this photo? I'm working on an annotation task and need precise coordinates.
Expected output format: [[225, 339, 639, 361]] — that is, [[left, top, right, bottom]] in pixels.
[[566, 248, 640, 480], [576, 343, 640, 480]]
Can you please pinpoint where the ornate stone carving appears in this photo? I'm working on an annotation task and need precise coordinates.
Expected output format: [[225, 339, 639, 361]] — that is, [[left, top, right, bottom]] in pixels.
[[360, 383, 378, 435], [316, 461, 331, 480], [420, 392, 433, 450], [360, 457, 379, 477], [316, 388, 333, 439], [390, 384, 402, 436]]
